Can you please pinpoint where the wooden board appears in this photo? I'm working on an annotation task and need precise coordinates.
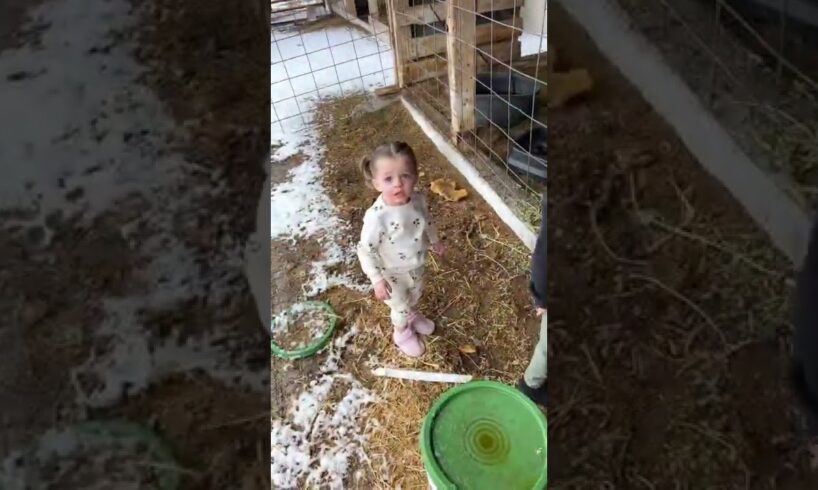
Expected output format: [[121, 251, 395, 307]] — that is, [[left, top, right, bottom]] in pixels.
[[406, 18, 521, 59], [447, 0, 477, 136], [396, 0, 521, 26], [387, 0, 412, 87], [270, 0, 324, 13], [368, 0, 380, 16]]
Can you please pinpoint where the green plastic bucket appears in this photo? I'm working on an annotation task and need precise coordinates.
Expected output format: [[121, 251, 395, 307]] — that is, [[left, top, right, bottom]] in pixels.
[[420, 381, 547, 490]]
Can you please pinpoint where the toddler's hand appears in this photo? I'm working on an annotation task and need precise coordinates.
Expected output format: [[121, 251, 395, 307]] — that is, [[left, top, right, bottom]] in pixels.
[[374, 279, 392, 300], [535, 307, 546, 317], [431, 241, 446, 256]]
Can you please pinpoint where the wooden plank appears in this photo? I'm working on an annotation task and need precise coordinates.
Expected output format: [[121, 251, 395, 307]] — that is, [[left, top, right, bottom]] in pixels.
[[270, 0, 323, 13], [375, 85, 402, 96], [406, 19, 521, 59], [387, 0, 412, 86], [447, 0, 477, 137], [368, 0, 380, 16], [330, 0, 392, 44], [406, 38, 520, 83], [397, 0, 520, 26]]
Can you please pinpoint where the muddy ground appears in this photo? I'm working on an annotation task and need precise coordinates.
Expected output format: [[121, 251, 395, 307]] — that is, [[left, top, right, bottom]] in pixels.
[[270, 95, 544, 488], [548, 3, 818, 488]]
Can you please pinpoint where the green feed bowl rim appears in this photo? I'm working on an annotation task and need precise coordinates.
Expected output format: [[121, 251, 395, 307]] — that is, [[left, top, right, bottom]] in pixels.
[[419, 380, 547, 490], [270, 300, 337, 360], [0, 420, 179, 490]]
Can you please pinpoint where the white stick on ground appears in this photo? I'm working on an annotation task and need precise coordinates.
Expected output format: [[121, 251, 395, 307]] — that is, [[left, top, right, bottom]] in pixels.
[[371, 367, 473, 384]]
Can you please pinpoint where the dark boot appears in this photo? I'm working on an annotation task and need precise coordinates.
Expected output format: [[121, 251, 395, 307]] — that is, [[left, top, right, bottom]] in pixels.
[[517, 378, 547, 407]]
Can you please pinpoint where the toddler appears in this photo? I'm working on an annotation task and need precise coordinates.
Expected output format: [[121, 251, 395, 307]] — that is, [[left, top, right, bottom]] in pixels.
[[356, 141, 445, 357]]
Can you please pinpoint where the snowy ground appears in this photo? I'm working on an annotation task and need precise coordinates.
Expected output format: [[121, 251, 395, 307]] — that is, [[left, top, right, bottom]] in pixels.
[[0, 0, 267, 479], [269, 20, 393, 488]]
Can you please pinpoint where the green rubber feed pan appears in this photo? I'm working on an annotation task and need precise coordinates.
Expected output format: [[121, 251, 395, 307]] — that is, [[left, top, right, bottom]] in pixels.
[[271, 301, 337, 360], [420, 381, 547, 490]]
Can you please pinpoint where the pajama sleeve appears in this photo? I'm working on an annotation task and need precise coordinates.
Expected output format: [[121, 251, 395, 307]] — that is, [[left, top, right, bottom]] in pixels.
[[357, 211, 386, 284], [419, 193, 440, 244]]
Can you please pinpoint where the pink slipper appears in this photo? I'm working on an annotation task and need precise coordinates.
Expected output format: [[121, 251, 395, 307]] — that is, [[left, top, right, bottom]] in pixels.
[[409, 311, 435, 336], [393, 326, 425, 357]]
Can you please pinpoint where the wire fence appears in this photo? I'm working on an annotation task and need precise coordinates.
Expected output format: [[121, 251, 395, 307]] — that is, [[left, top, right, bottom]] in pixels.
[[271, 3, 396, 137], [391, 0, 547, 222], [616, 0, 818, 209]]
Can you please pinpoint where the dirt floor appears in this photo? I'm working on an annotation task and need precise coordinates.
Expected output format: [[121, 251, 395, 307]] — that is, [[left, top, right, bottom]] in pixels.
[[548, 3, 818, 488], [270, 95, 545, 488]]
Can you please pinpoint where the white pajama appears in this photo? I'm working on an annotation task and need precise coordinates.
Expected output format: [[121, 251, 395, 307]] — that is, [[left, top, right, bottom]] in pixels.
[[382, 266, 425, 328], [356, 192, 438, 328]]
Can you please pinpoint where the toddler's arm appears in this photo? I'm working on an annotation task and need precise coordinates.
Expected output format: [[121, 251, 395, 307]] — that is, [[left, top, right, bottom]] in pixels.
[[356, 211, 386, 284], [419, 193, 440, 244]]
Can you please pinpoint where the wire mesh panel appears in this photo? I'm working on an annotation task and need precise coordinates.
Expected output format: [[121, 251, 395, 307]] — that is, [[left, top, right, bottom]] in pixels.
[[271, 4, 396, 138], [616, 0, 818, 209], [389, 0, 547, 222]]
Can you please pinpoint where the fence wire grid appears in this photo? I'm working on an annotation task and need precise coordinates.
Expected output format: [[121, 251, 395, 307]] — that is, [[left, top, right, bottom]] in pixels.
[[393, 0, 547, 223], [271, 2, 396, 136], [617, 0, 818, 209]]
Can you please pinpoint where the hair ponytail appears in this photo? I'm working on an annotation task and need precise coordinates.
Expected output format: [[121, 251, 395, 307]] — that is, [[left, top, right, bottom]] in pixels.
[[359, 156, 376, 188]]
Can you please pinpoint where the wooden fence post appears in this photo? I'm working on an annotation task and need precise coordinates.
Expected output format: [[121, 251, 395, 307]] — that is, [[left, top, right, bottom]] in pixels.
[[387, 0, 411, 87], [368, 0, 380, 19], [447, 0, 476, 140]]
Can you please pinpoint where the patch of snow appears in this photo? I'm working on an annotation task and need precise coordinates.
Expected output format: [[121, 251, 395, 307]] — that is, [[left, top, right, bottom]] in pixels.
[[0, 0, 182, 238], [271, 157, 342, 240], [271, 327, 378, 489], [269, 138, 367, 297], [0, 0, 267, 407]]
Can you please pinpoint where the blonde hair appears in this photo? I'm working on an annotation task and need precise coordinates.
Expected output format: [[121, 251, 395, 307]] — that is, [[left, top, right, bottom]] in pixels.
[[359, 141, 418, 189]]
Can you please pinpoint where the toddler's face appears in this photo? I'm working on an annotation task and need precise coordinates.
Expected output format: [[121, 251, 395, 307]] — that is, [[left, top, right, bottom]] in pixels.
[[371, 156, 416, 205]]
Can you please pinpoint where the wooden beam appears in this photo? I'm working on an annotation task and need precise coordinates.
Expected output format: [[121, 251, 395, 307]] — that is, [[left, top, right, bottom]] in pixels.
[[368, 0, 380, 16], [447, 0, 477, 137], [406, 19, 521, 59], [396, 0, 520, 26], [406, 38, 520, 83], [271, 0, 324, 13], [375, 85, 402, 96], [387, 0, 412, 87]]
